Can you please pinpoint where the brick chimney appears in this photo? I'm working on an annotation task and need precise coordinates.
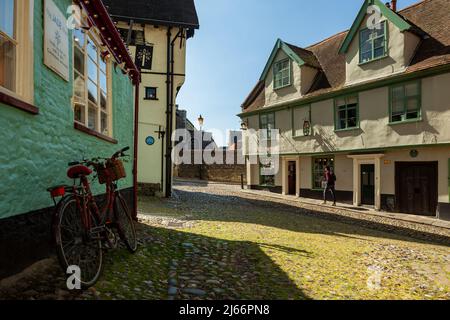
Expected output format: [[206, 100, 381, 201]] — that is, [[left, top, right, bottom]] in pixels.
[[391, 0, 397, 11]]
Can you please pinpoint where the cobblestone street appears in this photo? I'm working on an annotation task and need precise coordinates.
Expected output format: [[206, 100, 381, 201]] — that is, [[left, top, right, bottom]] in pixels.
[[1, 180, 449, 300]]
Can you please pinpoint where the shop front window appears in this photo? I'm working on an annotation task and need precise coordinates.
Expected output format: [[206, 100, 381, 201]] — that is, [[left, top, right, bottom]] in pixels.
[[312, 156, 334, 189]]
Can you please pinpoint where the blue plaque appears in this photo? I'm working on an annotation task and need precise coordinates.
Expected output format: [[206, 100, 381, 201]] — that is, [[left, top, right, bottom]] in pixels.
[[146, 136, 155, 146]]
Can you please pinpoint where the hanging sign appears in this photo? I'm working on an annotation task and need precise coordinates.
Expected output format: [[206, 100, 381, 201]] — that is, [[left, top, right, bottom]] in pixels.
[[135, 45, 153, 70], [44, 0, 70, 81]]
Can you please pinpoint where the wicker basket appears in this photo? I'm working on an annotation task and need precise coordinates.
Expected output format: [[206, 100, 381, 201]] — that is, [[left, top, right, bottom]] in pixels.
[[97, 159, 126, 184]]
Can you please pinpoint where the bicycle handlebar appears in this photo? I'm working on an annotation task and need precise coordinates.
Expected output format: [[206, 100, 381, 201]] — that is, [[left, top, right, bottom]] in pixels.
[[68, 146, 130, 167]]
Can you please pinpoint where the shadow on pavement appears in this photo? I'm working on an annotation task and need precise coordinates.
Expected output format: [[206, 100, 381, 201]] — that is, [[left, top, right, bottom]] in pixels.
[[164, 188, 450, 247]]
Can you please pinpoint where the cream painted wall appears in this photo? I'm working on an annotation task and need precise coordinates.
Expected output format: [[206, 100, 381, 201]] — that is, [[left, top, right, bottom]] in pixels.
[[117, 23, 187, 190], [345, 16, 420, 86], [334, 154, 354, 192], [300, 156, 312, 189], [252, 72, 450, 156], [263, 50, 318, 108]]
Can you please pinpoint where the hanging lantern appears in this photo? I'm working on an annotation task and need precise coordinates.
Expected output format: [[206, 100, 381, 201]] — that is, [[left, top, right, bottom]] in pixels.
[[303, 120, 311, 136]]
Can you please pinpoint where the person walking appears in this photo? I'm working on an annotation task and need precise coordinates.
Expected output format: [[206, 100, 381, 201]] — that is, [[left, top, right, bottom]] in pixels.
[[323, 166, 336, 206]]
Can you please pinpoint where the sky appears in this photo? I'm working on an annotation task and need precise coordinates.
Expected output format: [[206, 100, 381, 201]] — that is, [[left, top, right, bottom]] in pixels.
[[177, 0, 418, 146]]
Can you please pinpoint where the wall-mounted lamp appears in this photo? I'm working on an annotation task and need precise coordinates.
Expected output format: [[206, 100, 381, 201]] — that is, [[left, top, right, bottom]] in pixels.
[[303, 120, 311, 136]]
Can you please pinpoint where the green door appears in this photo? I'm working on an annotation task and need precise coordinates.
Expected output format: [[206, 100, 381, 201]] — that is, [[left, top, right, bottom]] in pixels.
[[361, 164, 375, 205]]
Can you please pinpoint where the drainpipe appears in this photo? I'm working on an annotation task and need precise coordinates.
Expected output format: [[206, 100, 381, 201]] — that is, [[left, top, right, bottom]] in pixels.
[[133, 84, 140, 220], [164, 28, 184, 198], [165, 27, 172, 198]]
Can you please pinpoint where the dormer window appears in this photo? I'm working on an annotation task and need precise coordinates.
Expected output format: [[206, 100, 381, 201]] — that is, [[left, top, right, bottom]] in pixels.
[[273, 59, 291, 89], [359, 21, 388, 64]]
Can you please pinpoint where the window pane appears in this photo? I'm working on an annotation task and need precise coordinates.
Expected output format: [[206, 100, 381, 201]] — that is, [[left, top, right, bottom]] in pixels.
[[374, 37, 385, 49], [392, 86, 404, 101], [360, 29, 371, 43], [100, 57, 106, 73], [392, 99, 404, 113], [100, 90, 107, 110], [406, 110, 419, 120], [361, 40, 371, 54], [0, 0, 14, 39], [336, 98, 346, 107], [88, 79, 98, 104], [88, 103, 98, 131], [73, 28, 85, 48], [0, 35, 16, 91], [101, 112, 108, 135], [100, 71, 107, 92], [361, 51, 372, 63], [74, 103, 85, 124], [374, 47, 385, 59], [375, 22, 386, 36], [74, 72, 85, 101], [347, 96, 358, 105], [405, 83, 419, 97], [88, 57, 98, 83], [406, 97, 419, 111], [347, 107, 357, 128], [74, 47, 85, 75], [87, 39, 97, 61], [338, 109, 346, 129]]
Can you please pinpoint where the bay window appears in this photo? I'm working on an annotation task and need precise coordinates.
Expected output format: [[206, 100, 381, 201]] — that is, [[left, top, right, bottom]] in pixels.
[[73, 26, 111, 136]]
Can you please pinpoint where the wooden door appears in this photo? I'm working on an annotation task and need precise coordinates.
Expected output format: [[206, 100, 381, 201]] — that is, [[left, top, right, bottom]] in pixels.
[[288, 161, 296, 195], [361, 164, 375, 205], [396, 162, 438, 216]]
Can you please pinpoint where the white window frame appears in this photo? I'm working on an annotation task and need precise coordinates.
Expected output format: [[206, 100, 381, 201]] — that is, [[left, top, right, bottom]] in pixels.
[[72, 15, 113, 137], [0, 0, 34, 104]]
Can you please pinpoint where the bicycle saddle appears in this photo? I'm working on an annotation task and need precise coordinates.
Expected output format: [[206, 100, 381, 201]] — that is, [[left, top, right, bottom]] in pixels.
[[67, 165, 93, 179]]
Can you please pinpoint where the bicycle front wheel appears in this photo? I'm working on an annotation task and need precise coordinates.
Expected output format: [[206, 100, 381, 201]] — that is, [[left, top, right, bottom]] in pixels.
[[113, 193, 138, 253], [54, 196, 103, 288]]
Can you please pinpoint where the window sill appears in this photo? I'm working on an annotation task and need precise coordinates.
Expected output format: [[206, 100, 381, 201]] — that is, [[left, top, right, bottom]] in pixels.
[[144, 98, 159, 101], [358, 54, 389, 66], [0, 91, 39, 115], [388, 118, 423, 126], [293, 135, 311, 139], [274, 83, 292, 91], [334, 126, 360, 133], [74, 122, 118, 144]]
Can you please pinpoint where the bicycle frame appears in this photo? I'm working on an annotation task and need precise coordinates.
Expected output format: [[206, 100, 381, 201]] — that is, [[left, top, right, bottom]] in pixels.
[[74, 174, 117, 232]]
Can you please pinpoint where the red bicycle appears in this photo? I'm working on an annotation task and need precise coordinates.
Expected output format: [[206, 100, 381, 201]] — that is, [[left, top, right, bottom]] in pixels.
[[48, 147, 137, 288]]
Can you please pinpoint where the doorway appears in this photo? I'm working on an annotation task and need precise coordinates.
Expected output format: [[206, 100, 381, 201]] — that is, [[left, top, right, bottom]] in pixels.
[[361, 164, 375, 206], [395, 162, 438, 216], [288, 161, 296, 195]]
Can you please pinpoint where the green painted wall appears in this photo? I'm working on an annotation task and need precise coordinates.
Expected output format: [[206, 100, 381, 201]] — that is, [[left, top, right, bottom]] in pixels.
[[0, 0, 135, 219]]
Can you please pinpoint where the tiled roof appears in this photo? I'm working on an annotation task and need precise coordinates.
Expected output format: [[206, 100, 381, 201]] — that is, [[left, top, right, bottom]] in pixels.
[[242, 0, 450, 112], [103, 0, 199, 29], [285, 43, 322, 69]]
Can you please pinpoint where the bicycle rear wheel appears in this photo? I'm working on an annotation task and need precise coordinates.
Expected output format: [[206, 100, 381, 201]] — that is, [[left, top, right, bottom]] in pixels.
[[53, 196, 103, 288], [113, 193, 138, 253]]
